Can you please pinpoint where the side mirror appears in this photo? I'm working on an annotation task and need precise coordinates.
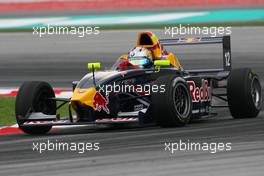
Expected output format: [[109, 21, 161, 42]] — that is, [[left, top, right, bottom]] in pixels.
[[72, 81, 79, 91], [88, 62, 101, 71], [154, 60, 170, 67]]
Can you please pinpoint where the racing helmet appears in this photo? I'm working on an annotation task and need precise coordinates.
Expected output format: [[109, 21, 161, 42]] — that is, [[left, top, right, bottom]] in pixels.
[[128, 47, 153, 68]]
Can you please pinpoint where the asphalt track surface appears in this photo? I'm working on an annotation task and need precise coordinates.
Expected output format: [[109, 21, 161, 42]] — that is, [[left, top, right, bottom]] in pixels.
[[0, 27, 264, 176]]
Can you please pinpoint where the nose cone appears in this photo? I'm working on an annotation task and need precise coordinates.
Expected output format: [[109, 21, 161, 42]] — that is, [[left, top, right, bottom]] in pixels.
[[71, 87, 97, 109]]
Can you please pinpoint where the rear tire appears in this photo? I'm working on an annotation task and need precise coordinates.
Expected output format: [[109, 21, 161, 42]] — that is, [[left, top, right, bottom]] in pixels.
[[152, 75, 192, 127], [227, 68, 262, 118], [15, 81, 56, 134]]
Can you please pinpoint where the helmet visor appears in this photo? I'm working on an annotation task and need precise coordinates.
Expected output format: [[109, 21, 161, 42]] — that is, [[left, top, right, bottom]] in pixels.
[[129, 57, 149, 66]]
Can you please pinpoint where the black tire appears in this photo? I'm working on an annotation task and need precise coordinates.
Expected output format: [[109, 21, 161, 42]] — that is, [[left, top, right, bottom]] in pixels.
[[227, 68, 262, 118], [15, 81, 56, 134], [152, 75, 192, 127]]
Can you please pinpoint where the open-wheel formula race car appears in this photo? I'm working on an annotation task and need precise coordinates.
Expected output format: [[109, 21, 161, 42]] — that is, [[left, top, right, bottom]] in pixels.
[[15, 32, 262, 134]]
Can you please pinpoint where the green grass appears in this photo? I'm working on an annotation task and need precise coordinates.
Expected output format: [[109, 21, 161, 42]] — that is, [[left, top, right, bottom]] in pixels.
[[0, 97, 70, 126], [0, 97, 16, 126]]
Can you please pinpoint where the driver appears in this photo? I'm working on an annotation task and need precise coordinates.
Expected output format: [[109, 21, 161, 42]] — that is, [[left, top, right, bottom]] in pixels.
[[118, 47, 153, 70], [117, 31, 183, 71]]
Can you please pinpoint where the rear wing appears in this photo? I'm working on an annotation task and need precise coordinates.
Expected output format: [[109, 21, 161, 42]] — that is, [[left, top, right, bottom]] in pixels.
[[160, 36, 231, 71]]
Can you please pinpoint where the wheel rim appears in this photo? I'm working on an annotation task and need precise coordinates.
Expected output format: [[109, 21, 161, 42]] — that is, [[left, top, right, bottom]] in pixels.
[[251, 77, 262, 109], [173, 83, 191, 118]]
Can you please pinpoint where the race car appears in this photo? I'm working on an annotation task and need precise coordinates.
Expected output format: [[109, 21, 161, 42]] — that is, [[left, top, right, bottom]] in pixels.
[[15, 31, 262, 134]]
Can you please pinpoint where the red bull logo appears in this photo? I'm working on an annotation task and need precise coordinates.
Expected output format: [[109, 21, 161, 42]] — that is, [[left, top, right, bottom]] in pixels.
[[93, 91, 110, 114], [187, 79, 211, 102]]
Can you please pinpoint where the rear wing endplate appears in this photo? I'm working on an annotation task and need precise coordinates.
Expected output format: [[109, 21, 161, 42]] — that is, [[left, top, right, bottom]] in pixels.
[[160, 36, 231, 71]]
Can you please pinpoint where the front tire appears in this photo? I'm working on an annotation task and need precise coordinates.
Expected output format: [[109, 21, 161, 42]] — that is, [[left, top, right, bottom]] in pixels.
[[152, 75, 192, 127], [15, 81, 56, 134], [227, 68, 262, 118]]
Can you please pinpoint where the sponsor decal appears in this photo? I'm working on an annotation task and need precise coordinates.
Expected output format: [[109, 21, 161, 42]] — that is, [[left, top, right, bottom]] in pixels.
[[187, 79, 211, 102], [134, 104, 144, 111], [184, 37, 201, 43], [93, 91, 110, 114], [78, 89, 86, 93]]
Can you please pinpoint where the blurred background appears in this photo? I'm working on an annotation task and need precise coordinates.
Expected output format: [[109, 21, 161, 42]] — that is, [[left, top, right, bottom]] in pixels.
[[0, 0, 264, 15], [0, 0, 264, 88], [0, 0, 264, 27]]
